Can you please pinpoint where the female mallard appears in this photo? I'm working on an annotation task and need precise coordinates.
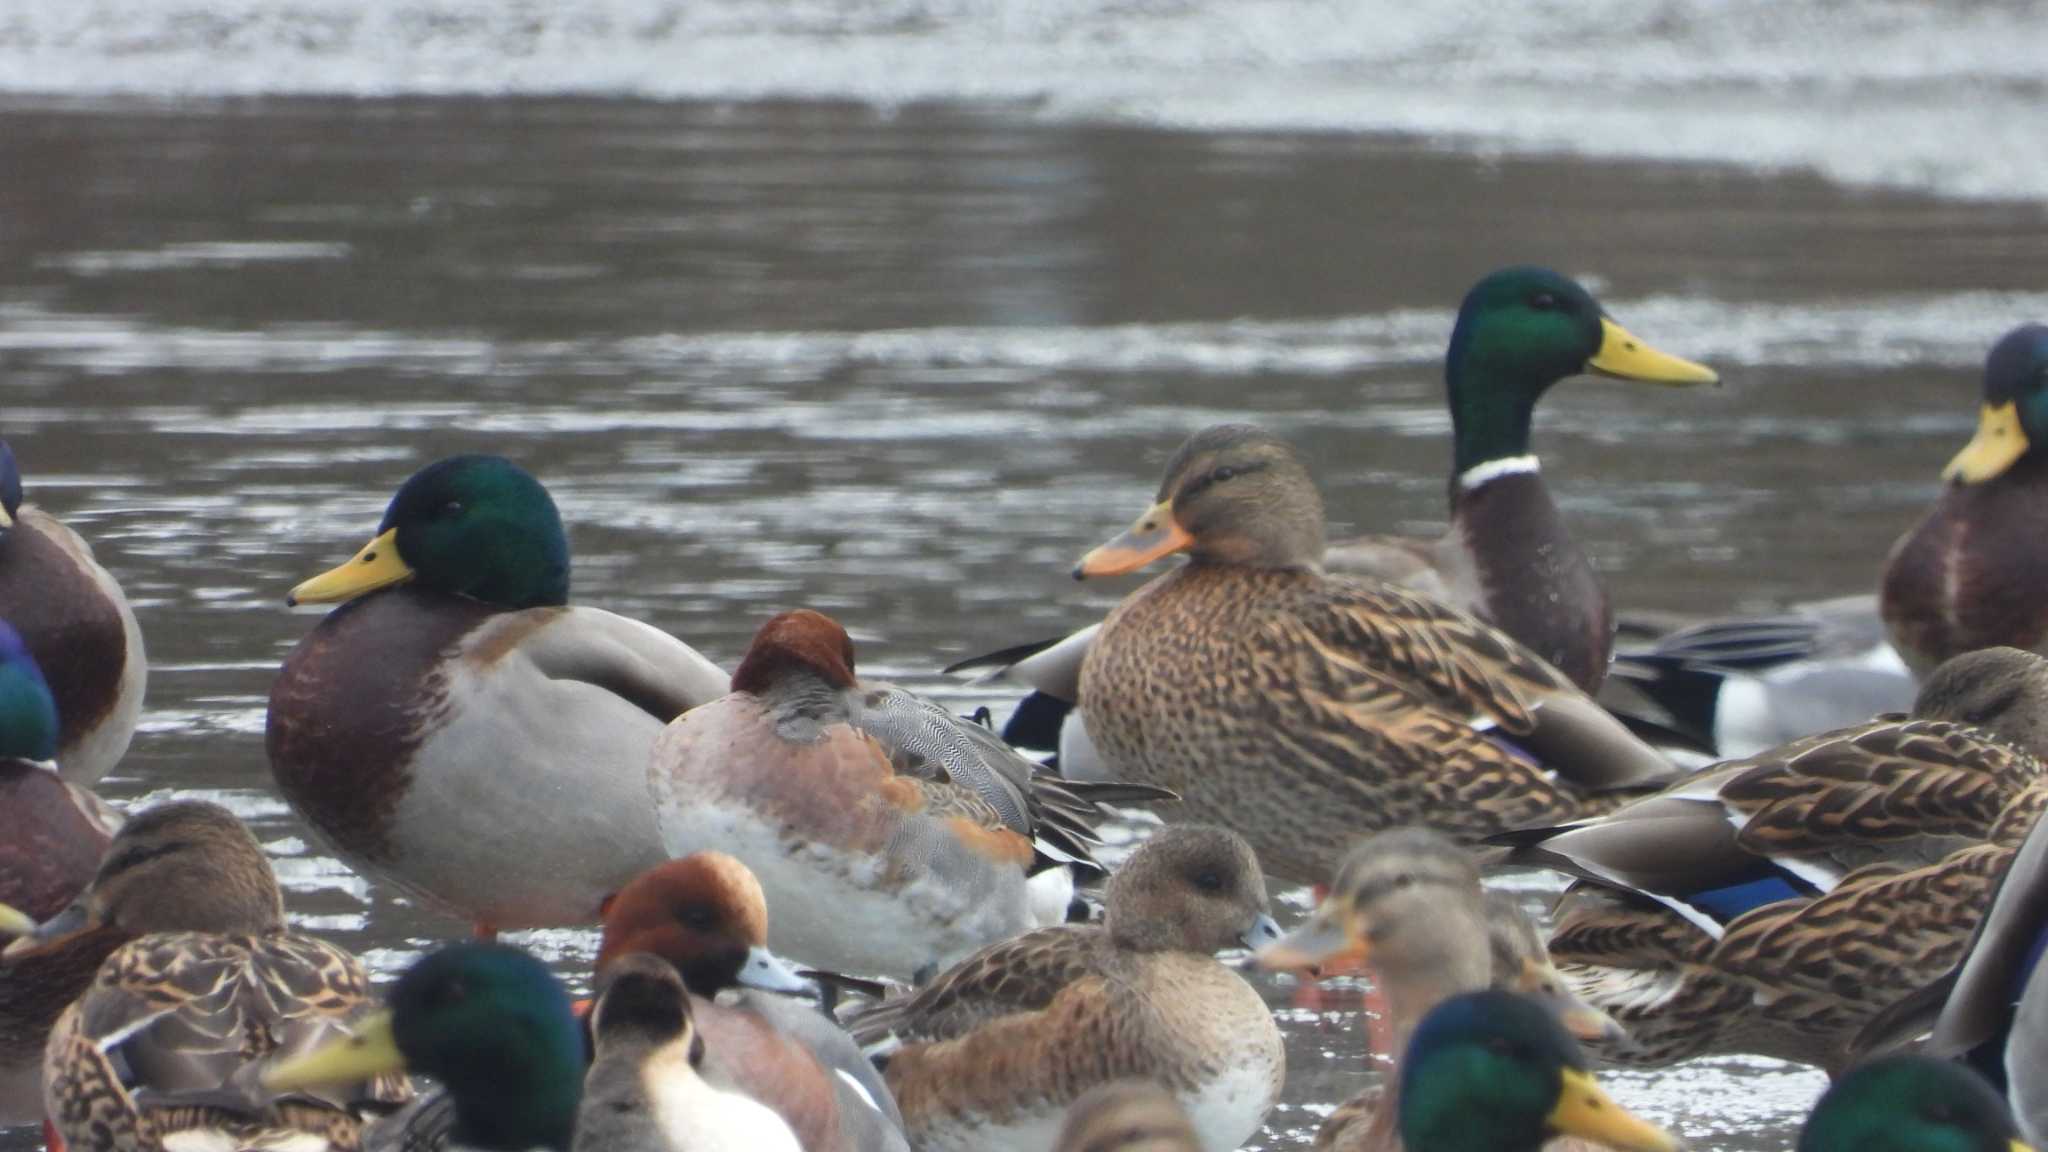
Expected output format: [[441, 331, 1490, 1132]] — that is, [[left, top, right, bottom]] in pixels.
[[1887, 745, 2048, 1144], [1499, 646, 2048, 1074], [4, 800, 409, 1152], [1799, 1056, 2027, 1152], [845, 825, 1284, 1152], [1394, 991, 1678, 1152], [647, 609, 1169, 980], [266, 942, 585, 1152], [1254, 828, 1620, 1152], [951, 267, 1714, 761], [0, 620, 123, 1126], [1325, 266, 1716, 693], [1071, 423, 1676, 881], [0, 439, 146, 786], [1883, 324, 2048, 678], [267, 454, 729, 935]]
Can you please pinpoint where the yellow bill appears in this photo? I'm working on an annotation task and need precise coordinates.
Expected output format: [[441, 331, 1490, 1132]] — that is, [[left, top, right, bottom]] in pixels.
[[2010, 1139, 2036, 1152], [1073, 501, 1194, 579], [1547, 1067, 1684, 1152], [263, 1011, 405, 1091], [1588, 318, 1718, 386], [0, 505, 12, 531], [0, 902, 34, 938], [1943, 401, 2029, 483], [288, 528, 414, 607]]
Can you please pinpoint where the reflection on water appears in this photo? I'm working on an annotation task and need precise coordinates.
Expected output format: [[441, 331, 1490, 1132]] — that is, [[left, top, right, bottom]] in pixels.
[[2, 97, 2043, 1152]]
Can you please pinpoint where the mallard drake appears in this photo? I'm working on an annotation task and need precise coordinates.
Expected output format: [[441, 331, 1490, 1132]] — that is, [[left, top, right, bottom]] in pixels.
[[575, 953, 802, 1152], [1394, 991, 1678, 1152], [950, 268, 1715, 760], [845, 825, 1284, 1152], [647, 609, 1170, 980], [266, 942, 584, 1152], [1070, 423, 1677, 881], [1052, 1082, 1202, 1152], [4, 800, 409, 1152], [0, 439, 146, 786], [0, 620, 123, 1126], [1883, 324, 2048, 679], [1498, 646, 2048, 1074], [1324, 266, 1716, 694], [1800, 1055, 2028, 1152], [267, 454, 729, 935], [595, 853, 907, 1152], [1253, 828, 1620, 1152]]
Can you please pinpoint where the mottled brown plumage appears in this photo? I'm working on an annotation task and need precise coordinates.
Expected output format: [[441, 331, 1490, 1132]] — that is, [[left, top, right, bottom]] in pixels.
[[1254, 830, 1618, 1152], [848, 826, 1283, 1152], [1075, 424, 1676, 882], [25, 801, 410, 1152], [1503, 647, 2048, 1073]]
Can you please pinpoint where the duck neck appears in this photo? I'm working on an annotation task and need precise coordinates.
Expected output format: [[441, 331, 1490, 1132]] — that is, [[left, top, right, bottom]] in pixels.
[[1446, 353, 1544, 481], [451, 1075, 580, 1152]]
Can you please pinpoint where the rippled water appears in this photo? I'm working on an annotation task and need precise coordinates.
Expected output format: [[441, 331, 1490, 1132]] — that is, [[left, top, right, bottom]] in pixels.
[[5, 94, 2047, 1151]]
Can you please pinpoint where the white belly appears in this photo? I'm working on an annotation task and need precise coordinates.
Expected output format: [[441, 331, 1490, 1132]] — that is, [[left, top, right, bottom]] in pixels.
[[653, 800, 1033, 980]]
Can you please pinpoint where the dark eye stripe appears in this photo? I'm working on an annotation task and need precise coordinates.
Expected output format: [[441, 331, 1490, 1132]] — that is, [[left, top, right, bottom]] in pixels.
[[1177, 459, 1270, 502], [1348, 872, 1463, 906]]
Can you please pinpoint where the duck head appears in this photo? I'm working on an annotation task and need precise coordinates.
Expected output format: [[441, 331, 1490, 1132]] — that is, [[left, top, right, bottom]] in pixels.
[[596, 853, 812, 996], [1444, 267, 1716, 478], [1076, 424, 1325, 577], [1053, 1080, 1203, 1152], [1912, 647, 2048, 759], [1799, 1055, 2029, 1152], [1943, 325, 2048, 485], [3, 800, 282, 960], [1256, 827, 1488, 987], [1399, 990, 1681, 1152], [289, 455, 570, 610], [266, 941, 584, 1152], [730, 609, 859, 696], [1103, 824, 1279, 955]]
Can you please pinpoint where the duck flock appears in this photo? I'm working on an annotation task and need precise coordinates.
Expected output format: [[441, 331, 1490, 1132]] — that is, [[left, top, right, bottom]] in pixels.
[[5, 269, 2048, 1152]]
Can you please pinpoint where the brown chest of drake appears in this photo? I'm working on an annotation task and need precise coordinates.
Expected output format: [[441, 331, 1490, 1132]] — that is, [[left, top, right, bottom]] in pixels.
[[266, 587, 494, 863], [1881, 455, 2048, 678], [0, 509, 140, 779]]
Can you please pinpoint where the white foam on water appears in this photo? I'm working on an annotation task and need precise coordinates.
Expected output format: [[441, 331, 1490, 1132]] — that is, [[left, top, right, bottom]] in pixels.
[[0, 0, 2042, 202]]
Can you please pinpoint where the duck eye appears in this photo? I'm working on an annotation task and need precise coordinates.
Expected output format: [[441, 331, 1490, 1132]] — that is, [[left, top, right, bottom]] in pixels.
[[678, 905, 718, 932], [1390, 873, 1416, 890], [1192, 870, 1225, 892], [1529, 292, 1559, 312], [1212, 465, 1237, 483], [439, 500, 465, 519]]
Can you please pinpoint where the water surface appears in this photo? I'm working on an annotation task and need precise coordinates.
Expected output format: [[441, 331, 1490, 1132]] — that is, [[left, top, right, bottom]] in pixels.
[[5, 96, 2045, 1151]]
